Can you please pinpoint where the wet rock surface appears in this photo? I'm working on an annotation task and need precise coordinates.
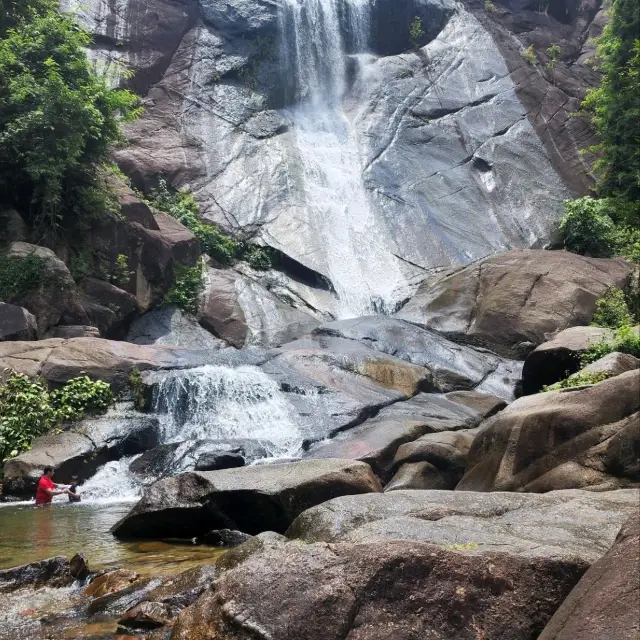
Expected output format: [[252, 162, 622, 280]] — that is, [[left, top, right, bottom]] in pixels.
[[458, 370, 640, 492], [287, 488, 638, 560], [396, 250, 631, 358], [538, 513, 640, 640], [0, 556, 75, 593], [111, 459, 382, 538], [171, 538, 585, 640]]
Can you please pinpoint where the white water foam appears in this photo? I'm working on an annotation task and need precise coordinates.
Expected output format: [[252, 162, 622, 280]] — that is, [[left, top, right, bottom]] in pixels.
[[80, 456, 144, 503], [279, 0, 409, 317]]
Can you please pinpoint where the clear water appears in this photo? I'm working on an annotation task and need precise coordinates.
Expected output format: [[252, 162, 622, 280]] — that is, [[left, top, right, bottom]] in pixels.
[[279, 0, 409, 317]]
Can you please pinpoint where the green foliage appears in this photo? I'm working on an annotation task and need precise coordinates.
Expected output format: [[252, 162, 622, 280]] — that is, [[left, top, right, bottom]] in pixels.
[[129, 367, 146, 411], [164, 260, 204, 315], [147, 178, 273, 271], [0, 252, 47, 303], [543, 371, 611, 392], [591, 287, 634, 328], [520, 44, 537, 65], [484, 1, 497, 12], [559, 196, 640, 260], [111, 253, 132, 287], [580, 325, 640, 366], [0, 371, 113, 462], [0, 0, 140, 231], [409, 17, 425, 50], [581, 0, 640, 203], [546, 44, 562, 66]]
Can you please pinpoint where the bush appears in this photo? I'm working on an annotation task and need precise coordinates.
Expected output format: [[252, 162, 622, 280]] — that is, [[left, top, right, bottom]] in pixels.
[[559, 197, 617, 257], [543, 370, 611, 392], [409, 17, 425, 50], [164, 260, 205, 315], [485, 1, 497, 12], [580, 325, 640, 366], [0, 252, 48, 303], [0, 0, 140, 231], [0, 371, 113, 461], [520, 44, 537, 65], [591, 287, 634, 328]]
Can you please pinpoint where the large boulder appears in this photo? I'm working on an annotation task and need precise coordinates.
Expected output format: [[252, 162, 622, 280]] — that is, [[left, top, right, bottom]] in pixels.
[[7, 242, 89, 335], [314, 316, 522, 400], [111, 459, 382, 538], [538, 514, 640, 640], [80, 277, 141, 338], [2, 405, 160, 498], [305, 393, 481, 480], [0, 555, 85, 593], [385, 428, 478, 491], [127, 305, 227, 349], [396, 250, 632, 358], [287, 488, 638, 560], [0, 303, 37, 341], [522, 326, 616, 394], [458, 370, 640, 492], [172, 538, 584, 640], [580, 351, 640, 377]]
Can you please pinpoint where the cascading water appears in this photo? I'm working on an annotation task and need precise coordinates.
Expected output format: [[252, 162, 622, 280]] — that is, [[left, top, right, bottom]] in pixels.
[[279, 0, 409, 317]]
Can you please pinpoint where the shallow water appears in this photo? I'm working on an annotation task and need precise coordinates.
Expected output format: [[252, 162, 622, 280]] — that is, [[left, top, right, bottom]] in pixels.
[[0, 501, 222, 575]]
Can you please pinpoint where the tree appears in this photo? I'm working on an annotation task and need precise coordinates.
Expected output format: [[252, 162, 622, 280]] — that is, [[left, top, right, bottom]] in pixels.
[[582, 0, 640, 202], [0, 0, 140, 231]]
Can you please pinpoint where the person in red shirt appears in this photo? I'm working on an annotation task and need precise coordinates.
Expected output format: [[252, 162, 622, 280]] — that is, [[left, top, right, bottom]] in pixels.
[[35, 467, 71, 505]]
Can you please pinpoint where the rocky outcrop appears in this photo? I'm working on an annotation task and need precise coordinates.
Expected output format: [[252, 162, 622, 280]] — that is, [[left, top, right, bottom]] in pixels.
[[2, 405, 160, 497], [0, 555, 86, 593], [396, 250, 632, 358], [538, 513, 640, 640], [305, 393, 481, 480], [8, 242, 89, 335], [580, 351, 640, 377], [522, 325, 615, 393], [458, 370, 640, 492], [111, 459, 382, 538], [313, 316, 523, 399], [0, 303, 37, 341], [80, 277, 140, 338], [386, 428, 478, 491], [444, 390, 506, 418], [127, 305, 227, 349], [198, 266, 320, 348], [172, 538, 584, 640], [0, 337, 221, 389], [287, 488, 638, 559]]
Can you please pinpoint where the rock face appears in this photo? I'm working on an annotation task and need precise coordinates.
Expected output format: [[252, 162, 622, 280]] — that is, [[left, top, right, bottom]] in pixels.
[[0, 556, 76, 593], [305, 393, 481, 480], [313, 317, 523, 399], [287, 488, 638, 560], [2, 405, 160, 497], [580, 351, 640, 377], [111, 459, 381, 538], [172, 539, 584, 640], [538, 513, 640, 640], [522, 325, 615, 393], [396, 250, 632, 358], [62, 0, 602, 317], [458, 370, 640, 492], [0, 303, 37, 341]]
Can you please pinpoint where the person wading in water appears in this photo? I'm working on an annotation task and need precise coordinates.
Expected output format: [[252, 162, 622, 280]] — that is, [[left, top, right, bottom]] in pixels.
[[35, 466, 72, 505]]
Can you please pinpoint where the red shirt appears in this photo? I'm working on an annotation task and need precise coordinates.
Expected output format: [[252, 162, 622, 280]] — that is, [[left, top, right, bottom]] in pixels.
[[35, 476, 55, 505]]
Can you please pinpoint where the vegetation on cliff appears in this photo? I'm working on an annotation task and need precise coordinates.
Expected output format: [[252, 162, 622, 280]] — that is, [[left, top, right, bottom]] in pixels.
[[560, 0, 640, 263], [0, 0, 140, 233]]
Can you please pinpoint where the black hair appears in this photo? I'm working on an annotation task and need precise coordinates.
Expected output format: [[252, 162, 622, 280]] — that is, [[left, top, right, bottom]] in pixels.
[[43, 466, 54, 474]]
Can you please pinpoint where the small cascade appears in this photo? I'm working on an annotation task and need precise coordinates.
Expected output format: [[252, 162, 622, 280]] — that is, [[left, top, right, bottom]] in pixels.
[[278, 0, 409, 318], [152, 365, 304, 458], [80, 456, 144, 503]]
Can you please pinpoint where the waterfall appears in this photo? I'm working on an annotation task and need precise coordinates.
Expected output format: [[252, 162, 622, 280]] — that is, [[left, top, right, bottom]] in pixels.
[[279, 0, 409, 318]]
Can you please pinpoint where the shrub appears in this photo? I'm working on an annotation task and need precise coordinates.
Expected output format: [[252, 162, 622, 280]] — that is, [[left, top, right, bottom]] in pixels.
[[0, 371, 113, 461], [591, 287, 634, 328], [485, 1, 497, 12], [164, 260, 204, 315], [580, 325, 640, 365], [0, 0, 140, 231], [520, 44, 537, 65], [409, 17, 425, 50], [0, 252, 48, 303], [559, 197, 617, 257], [543, 371, 611, 392]]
